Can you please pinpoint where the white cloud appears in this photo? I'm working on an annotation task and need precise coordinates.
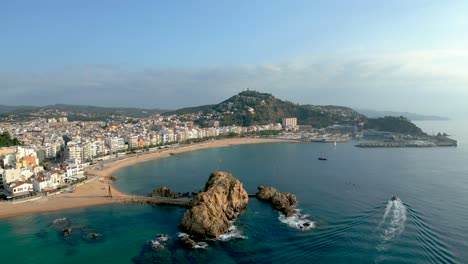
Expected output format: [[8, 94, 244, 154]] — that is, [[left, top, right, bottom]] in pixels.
[[0, 49, 466, 115]]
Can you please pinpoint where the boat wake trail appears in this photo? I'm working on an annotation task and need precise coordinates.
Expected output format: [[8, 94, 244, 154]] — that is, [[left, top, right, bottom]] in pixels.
[[376, 197, 407, 251]]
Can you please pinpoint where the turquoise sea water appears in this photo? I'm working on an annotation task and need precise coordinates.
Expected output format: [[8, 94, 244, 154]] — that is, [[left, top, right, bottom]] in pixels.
[[1, 119, 467, 263]]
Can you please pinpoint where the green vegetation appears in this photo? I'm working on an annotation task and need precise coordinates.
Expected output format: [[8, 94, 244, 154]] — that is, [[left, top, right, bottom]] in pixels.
[[0, 131, 21, 147], [217, 91, 367, 128], [165, 91, 428, 134], [165, 90, 366, 128], [364, 116, 426, 136]]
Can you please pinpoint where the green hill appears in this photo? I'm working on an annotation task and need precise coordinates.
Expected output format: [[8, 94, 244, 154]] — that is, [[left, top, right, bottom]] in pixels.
[[165, 91, 426, 134], [364, 116, 426, 136], [165, 90, 366, 128]]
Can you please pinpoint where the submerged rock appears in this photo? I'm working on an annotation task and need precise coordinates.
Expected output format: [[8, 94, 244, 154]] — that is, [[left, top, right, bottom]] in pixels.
[[63, 228, 72, 237], [256, 186, 297, 217], [147, 234, 171, 251], [179, 171, 249, 239]]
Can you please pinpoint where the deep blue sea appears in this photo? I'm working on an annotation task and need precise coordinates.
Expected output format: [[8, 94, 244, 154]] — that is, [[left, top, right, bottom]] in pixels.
[[1, 119, 467, 263]]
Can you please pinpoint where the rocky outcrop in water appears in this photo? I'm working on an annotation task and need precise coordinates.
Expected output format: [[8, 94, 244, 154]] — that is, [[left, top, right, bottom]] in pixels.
[[148, 186, 178, 198], [179, 236, 197, 249], [256, 186, 297, 217], [179, 171, 249, 239]]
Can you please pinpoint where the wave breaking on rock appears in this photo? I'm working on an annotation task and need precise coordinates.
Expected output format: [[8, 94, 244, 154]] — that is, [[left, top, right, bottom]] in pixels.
[[256, 186, 298, 217], [218, 224, 248, 241], [278, 209, 315, 231]]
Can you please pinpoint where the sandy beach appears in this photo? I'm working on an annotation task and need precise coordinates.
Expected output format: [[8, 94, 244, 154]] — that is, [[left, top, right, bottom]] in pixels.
[[0, 177, 130, 219], [0, 137, 296, 219]]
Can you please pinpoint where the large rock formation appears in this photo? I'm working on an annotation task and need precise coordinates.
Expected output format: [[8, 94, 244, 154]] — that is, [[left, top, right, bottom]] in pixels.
[[180, 171, 249, 239], [148, 186, 178, 198], [256, 186, 297, 217]]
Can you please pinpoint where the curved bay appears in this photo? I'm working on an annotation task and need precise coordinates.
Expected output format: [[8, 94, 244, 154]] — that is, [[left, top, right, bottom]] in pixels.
[[1, 120, 468, 263]]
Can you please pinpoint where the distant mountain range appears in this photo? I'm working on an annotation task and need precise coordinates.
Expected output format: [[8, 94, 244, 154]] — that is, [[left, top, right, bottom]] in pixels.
[[0, 104, 166, 121], [0, 105, 37, 113], [354, 109, 449, 121]]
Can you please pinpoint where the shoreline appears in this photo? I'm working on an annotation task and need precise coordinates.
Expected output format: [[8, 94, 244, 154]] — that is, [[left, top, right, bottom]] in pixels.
[[0, 137, 297, 220], [87, 137, 298, 179]]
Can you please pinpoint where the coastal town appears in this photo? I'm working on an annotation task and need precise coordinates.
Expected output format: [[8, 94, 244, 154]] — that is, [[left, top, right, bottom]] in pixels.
[[0, 112, 301, 202], [0, 108, 456, 204]]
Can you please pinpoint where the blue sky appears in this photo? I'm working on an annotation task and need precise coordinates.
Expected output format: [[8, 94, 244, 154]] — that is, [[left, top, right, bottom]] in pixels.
[[1, 1, 467, 116]]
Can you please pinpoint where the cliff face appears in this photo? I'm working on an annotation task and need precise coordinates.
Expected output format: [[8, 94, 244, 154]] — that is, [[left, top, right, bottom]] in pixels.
[[180, 171, 248, 239], [256, 186, 297, 217]]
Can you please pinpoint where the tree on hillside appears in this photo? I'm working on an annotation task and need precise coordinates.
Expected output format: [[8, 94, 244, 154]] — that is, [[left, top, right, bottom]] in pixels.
[[0, 131, 21, 147]]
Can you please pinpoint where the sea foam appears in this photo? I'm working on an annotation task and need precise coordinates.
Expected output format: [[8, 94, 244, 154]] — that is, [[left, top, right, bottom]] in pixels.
[[148, 234, 170, 250], [278, 209, 315, 231], [177, 232, 209, 249], [218, 223, 247, 241]]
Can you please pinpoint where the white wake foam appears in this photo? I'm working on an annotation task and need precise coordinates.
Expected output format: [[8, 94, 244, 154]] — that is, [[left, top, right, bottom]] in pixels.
[[376, 201, 393, 231], [377, 198, 407, 251], [278, 209, 315, 231], [218, 224, 247, 241], [53, 217, 68, 225]]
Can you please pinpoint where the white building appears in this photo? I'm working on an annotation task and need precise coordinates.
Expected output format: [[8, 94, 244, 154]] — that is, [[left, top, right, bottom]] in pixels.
[[160, 129, 174, 144], [65, 162, 85, 178], [64, 141, 83, 161], [282, 118, 298, 130], [105, 137, 125, 153], [93, 141, 105, 156], [43, 142, 61, 159], [6, 182, 33, 195], [16, 146, 37, 160], [20, 167, 34, 181], [32, 176, 52, 192], [82, 141, 94, 161], [2, 154, 16, 167], [125, 135, 139, 149], [49, 172, 65, 187], [1, 168, 22, 185]]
